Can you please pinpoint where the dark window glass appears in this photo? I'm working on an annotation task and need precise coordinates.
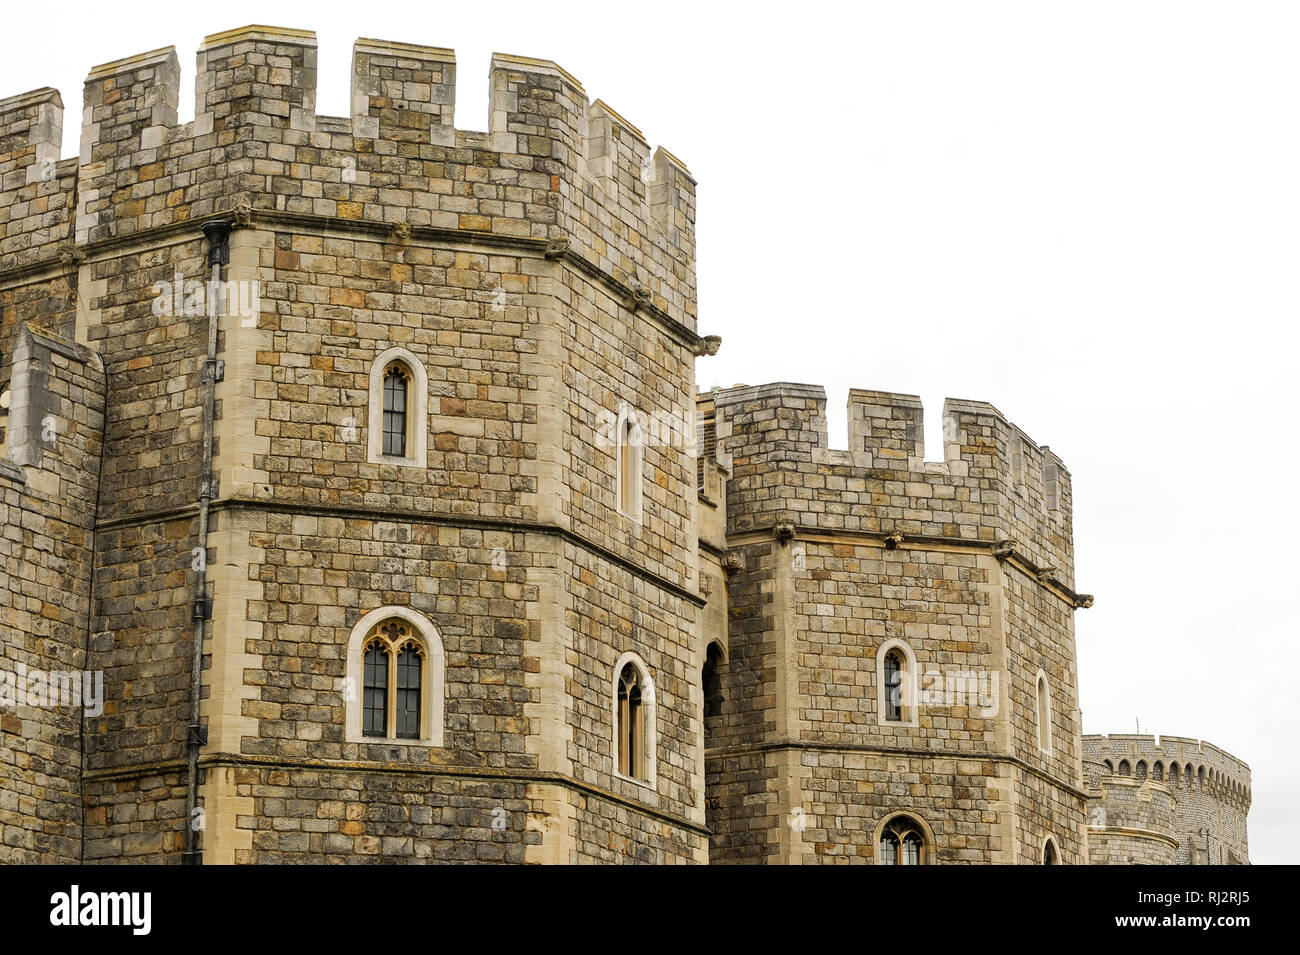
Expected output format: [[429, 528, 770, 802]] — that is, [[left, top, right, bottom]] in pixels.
[[702, 643, 724, 722], [395, 645, 422, 740], [884, 651, 902, 721], [363, 643, 388, 737], [383, 366, 408, 456], [617, 672, 630, 776]]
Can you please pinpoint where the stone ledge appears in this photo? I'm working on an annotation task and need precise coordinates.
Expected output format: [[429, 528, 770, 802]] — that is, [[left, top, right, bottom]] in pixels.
[[714, 381, 827, 407], [86, 46, 178, 82], [201, 24, 317, 51], [0, 458, 25, 486]]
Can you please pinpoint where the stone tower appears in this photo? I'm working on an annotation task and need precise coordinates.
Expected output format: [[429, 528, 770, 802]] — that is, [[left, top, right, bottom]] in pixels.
[[1, 26, 712, 863], [697, 384, 1094, 863], [1083, 734, 1251, 864], [2, 24, 1251, 866]]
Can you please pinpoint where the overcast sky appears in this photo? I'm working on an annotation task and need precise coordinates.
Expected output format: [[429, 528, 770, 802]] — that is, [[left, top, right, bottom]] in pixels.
[[5, 1, 1294, 863]]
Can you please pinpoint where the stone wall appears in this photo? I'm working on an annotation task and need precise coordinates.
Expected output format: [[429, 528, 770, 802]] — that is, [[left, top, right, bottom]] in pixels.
[[1084, 734, 1250, 864], [0, 25, 709, 863], [2, 23, 1241, 868], [0, 327, 104, 863], [703, 383, 1089, 863]]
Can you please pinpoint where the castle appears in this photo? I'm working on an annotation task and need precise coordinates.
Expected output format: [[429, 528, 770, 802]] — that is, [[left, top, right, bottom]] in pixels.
[[0, 26, 1249, 863]]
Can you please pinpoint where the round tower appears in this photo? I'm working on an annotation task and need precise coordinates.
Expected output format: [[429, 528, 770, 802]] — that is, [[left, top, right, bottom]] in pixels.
[[1083, 734, 1250, 864]]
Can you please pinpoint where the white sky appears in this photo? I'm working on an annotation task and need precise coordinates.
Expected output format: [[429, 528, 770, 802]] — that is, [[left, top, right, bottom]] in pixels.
[[6, 0, 1295, 863]]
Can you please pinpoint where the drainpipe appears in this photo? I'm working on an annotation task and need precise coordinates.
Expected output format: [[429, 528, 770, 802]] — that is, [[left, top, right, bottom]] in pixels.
[[183, 219, 230, 864]]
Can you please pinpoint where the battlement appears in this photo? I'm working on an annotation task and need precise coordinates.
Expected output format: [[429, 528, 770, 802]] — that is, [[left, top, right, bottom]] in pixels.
[[1083, 734, 1251, 807], [0, 25, 697, 326], [709, 382, 1077, 586], [0, 88, 62, 185], [712, 384, 1070, 497]]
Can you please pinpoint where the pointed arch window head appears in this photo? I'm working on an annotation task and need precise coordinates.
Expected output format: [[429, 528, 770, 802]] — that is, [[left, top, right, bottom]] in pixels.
[[382, 363, 410, 457], [347, 608, 444, 747], [877, 814, 930, 865], [1042, 838, 1060, 865]]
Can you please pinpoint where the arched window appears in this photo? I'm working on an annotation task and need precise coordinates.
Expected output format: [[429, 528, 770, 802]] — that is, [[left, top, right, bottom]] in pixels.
[[612, 652, 656, 786], [1118, 760, 1130, 776], [615, 403, 643, 521], [877, 814, 930, 865], [382, 363, 409, 456], [702, 641, 724, 724], [876, 639, 917, 726], [1136, 760, 1147, 780], [367, 347, 428, 467], [359, 618, 426, 740], [346, 607, 444, 746], [1042, 837, 1060, 864], [1153, 761, 1164, 781], [1035, 670, 1052, 754], [1170, 763, 1179, 785]]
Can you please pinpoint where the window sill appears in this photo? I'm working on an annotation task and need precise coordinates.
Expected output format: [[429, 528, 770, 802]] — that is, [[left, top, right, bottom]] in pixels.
[[368, 454, 423, 469], [346, 733, 444, 748], [613, 770, 657, 792]]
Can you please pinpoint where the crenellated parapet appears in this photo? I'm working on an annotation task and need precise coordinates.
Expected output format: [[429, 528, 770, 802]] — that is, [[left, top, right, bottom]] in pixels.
[[0, 25, 698, 330], [1082, 761, 1180, 866], [709, 383, 1080, 595], [0, 88, 76, 272], [1084, 734, 1252, 810], [1084, 734, 1251, 865]]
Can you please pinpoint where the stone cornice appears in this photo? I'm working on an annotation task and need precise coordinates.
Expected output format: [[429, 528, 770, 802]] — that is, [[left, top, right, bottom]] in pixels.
[[92, 498, 708, 607], [705, 738, 1091, 802], [81, 753, 710, 837], [2, 211, 704, 352], [1088, 824, 1181, 850], [724, 524, 1093, 610]]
